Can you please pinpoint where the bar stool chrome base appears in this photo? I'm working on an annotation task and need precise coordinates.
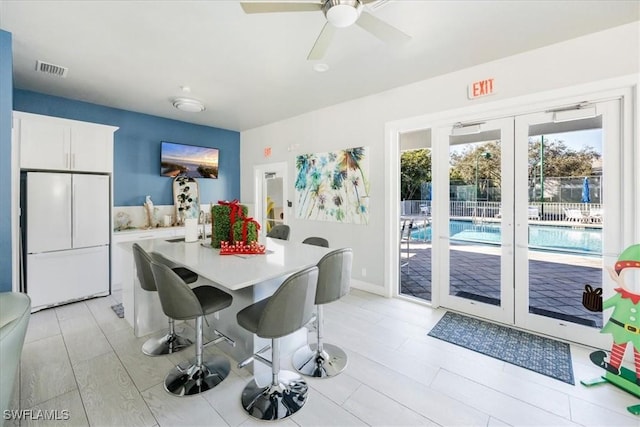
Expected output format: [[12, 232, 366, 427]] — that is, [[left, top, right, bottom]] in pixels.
[[142, 332, 192, 356], [292, 343, 347, 378], [241, 370, 309, 420], [164, 355, 230, 396]]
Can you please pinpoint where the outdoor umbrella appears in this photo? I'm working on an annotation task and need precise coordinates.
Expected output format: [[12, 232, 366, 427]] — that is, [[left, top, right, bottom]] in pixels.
[[581, 177, 591, 203]]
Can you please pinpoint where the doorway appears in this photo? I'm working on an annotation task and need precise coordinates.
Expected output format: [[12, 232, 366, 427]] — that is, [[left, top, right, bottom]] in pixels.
[[431, 99, 621, 347], [399, 130, 433, 301], [254, 162, 288, 241]]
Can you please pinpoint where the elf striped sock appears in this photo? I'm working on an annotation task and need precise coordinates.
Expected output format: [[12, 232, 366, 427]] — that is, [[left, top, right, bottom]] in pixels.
[[609, 343, 625, 369]]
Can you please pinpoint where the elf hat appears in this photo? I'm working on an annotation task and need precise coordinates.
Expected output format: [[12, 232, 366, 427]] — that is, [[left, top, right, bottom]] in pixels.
[[614, 244, 640, 274]]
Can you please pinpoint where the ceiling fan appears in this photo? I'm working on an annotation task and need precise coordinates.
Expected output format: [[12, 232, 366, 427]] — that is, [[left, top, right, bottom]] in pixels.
[[240, 0, 411, 60]]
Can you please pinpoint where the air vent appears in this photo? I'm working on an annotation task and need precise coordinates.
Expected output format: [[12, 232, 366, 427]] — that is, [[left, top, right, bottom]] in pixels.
[[35, 60, 69, 78]]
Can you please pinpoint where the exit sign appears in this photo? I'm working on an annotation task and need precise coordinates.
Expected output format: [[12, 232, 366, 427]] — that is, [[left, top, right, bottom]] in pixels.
[[468, 78, 495, 99]]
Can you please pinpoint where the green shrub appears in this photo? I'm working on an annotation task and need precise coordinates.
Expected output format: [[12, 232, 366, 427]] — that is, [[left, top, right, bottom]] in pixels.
[[211, 203, 248, 248], [232, 219, 259, 244]]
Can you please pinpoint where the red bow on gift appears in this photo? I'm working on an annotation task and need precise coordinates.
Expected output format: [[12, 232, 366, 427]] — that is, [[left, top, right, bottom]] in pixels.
[[241, 217, 261, 243], [218, 199, 244, 241]]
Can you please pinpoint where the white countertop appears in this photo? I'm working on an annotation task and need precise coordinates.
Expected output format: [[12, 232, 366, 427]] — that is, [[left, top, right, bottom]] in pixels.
[[122, 237, 332, 291], [114, 226, 183, 235]]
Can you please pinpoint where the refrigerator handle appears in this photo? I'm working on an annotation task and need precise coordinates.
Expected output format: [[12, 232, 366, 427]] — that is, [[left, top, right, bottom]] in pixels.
[[71, 153, 76, 169]]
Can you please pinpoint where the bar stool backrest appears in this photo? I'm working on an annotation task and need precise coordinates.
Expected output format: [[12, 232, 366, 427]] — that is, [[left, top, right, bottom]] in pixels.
[[316, 248, 353, 305], [150, 262, 203, 321], [132, 243, 157, 292], [302, 237, 329, 248], [267, 224, 290, 241], [257, 266, 318, 339]]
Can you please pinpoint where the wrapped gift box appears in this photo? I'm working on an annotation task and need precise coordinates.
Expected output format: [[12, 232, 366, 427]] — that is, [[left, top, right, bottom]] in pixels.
[[233, 217, 260, 244], [211, 200, 248, 248]]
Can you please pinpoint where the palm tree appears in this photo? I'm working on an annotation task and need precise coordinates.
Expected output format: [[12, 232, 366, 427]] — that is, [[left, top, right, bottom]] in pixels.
[[334, 147, 368, 218]]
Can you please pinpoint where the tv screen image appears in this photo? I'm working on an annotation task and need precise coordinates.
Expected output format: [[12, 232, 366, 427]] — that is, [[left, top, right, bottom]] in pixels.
[[161, 141, 219, 179]]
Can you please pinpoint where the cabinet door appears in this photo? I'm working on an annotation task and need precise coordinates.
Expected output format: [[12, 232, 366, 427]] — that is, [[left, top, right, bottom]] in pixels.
[[19, 117, 71, 170], [71, 125, 113, 172]]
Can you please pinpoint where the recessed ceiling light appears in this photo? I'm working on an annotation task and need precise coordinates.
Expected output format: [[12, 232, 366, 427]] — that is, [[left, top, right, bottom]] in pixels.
[[172, 97, 205, 113], [313, 63, 329, 72]]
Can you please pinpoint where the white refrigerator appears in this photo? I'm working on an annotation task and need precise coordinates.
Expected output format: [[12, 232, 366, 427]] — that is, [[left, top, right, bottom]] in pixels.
[[23, 172, 110, 311]]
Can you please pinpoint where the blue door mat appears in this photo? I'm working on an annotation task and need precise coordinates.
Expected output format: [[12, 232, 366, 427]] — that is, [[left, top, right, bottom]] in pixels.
[[428, 311, 575, 385]]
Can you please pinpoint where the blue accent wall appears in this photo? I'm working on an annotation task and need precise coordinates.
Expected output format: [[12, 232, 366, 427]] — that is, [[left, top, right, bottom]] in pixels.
[[13, 90, 240, 206], [0, 31, 13, 292]]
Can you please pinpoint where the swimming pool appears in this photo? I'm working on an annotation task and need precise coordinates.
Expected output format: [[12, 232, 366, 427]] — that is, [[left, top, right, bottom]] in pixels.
[[410, 220, 602, 254]]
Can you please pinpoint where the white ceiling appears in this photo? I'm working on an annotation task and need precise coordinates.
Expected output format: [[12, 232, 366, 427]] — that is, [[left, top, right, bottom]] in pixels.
[[1, 0, 638, 132]]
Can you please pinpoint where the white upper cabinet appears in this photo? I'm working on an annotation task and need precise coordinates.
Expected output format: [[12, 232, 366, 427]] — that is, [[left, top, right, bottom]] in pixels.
[[15, 111, 118, 173], [71, 123, 114, 172], [18, 116, 70, 170]]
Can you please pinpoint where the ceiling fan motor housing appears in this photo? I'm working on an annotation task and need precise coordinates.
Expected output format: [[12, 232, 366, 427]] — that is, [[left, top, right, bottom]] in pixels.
[[323, 0, 363, 28]]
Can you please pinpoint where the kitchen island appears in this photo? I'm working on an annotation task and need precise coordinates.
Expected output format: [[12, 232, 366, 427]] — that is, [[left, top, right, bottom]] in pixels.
[[119, 236, 332, 366]]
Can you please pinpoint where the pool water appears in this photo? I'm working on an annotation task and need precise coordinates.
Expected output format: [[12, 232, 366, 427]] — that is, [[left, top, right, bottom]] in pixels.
[[410, 220, 602, 254]]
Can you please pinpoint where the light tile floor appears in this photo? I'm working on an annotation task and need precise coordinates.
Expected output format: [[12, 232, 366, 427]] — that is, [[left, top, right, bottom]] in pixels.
[[8, 290, 639, 427]]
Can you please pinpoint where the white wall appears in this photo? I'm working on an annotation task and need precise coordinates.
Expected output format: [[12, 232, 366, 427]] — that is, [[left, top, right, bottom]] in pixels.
[[240, 22, 639, 294]]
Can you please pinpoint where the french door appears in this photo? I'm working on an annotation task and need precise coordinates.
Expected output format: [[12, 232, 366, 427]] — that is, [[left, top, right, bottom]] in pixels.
[[435, 99, 621, 347], [434, 117, 515, 325]]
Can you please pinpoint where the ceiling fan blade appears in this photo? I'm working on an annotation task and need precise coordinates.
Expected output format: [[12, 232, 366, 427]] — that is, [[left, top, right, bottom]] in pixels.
[[356, 11, 411, 45], [307, 23, 336, 60], [240, 2, 322, 14]]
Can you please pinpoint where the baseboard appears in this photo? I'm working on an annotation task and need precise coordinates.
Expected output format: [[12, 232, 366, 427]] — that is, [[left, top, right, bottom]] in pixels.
[[350, 278, 387, 297]]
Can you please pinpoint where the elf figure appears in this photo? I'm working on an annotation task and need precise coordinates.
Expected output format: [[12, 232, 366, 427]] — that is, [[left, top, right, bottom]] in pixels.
[[590, 244, 640, 386]]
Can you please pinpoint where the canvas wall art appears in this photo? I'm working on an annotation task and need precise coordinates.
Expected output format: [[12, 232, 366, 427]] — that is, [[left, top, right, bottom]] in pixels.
[[295, 146, 369, 224]]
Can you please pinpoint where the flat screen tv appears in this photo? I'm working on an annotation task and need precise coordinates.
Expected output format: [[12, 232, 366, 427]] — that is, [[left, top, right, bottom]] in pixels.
[[160, 141, 219, 179]]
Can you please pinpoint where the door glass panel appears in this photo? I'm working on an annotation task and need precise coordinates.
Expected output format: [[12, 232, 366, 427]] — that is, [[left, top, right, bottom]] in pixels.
[[448, 132, 502, 306], [264, 174, 284, 234], [526, 119, 603, 328], [400, 148, 432, 301]]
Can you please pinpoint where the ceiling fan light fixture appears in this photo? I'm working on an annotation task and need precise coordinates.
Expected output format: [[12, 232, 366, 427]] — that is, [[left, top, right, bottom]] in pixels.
[[323, 0, 362, 28], [172, 97, 206, 113]]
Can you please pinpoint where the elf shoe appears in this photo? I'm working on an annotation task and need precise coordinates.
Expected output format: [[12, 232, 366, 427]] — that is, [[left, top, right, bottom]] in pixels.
[[590, 350, 620, 375]]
